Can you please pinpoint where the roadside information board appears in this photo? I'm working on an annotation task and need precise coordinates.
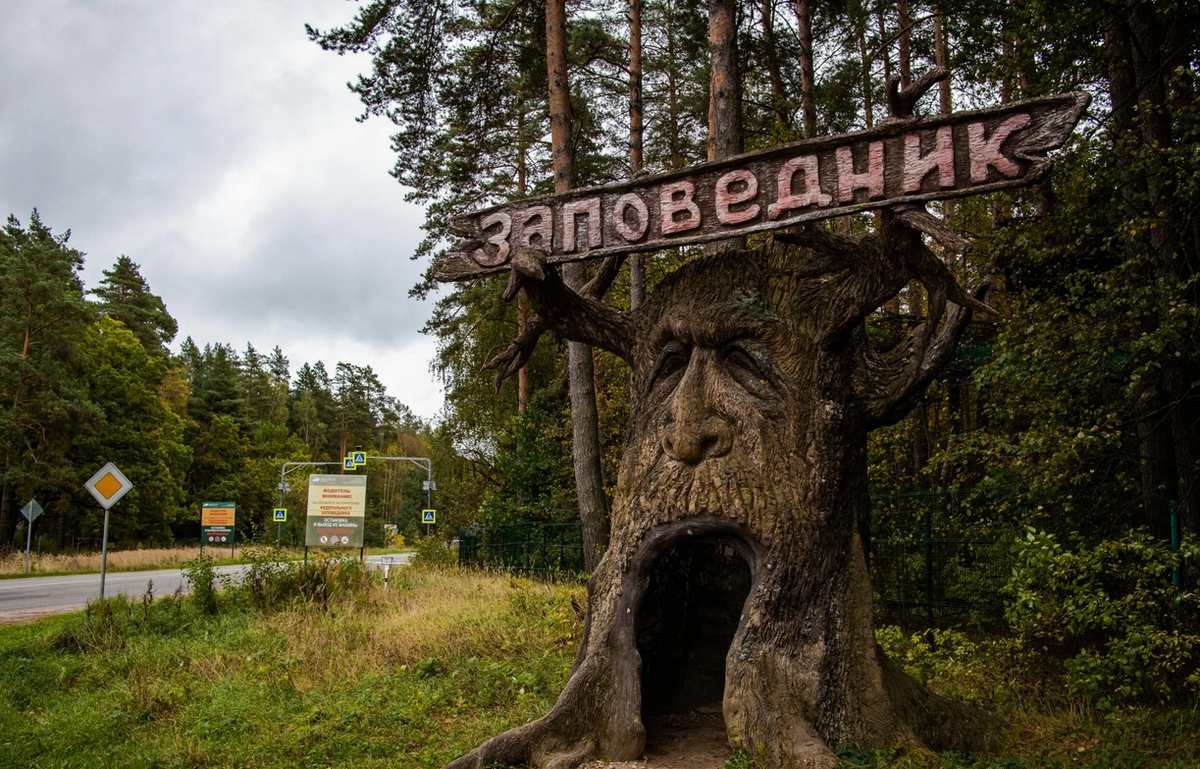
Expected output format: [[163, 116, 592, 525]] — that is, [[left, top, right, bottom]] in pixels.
[[201, 502, 236, 544], [307, 474, 367, 547]]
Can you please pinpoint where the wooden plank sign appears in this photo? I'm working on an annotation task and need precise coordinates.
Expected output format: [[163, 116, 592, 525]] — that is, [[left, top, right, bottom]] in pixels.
[[432, 92, 1089, 282]]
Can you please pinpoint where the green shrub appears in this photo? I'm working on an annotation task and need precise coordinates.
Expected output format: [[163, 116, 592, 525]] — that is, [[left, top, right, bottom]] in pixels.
[[412, 535, 458, 568], [184, 553, 220, 615], [241, 546, 301, 611], [1005, 528, 1200, 706]]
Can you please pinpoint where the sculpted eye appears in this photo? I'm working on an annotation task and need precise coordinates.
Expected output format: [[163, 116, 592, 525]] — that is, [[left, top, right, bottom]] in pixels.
[[724, 347, 761, 377], [651, 341, 690, 387], [722, 340, 772, 394]]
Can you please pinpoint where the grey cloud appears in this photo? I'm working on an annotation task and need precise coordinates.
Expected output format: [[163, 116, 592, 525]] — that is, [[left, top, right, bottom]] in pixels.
[[0, 0, 445, 416]]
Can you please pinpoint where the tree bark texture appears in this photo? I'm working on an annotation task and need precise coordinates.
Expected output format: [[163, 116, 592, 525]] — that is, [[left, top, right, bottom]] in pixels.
[[629, 0, 646, 311], [796, 0, 816, 138], [707, 0, 745, 254], [548, 0, 611, 567], [761, 0, 790, 130], [897, 0, 913, 88], [708, 0, 743, 162], [453, 208, 995, 768]]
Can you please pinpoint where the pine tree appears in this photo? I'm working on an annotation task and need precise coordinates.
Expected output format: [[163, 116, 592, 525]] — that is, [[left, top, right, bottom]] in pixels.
[[0, 211, 96, 547], [92, 255, 177, 357]]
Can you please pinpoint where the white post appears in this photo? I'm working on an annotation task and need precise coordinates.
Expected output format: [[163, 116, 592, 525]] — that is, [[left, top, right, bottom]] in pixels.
[[99, 507, 112, 599], [23, 518, 32, 574]]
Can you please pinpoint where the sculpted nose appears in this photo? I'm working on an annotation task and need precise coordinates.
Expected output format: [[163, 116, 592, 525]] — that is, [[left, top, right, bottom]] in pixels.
[[663, 415, 733, 464], [662, 355, 733, 464]]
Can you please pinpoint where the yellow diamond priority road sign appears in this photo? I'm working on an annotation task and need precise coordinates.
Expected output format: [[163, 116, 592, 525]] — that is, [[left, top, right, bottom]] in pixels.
[[85, 462, 133, 510]]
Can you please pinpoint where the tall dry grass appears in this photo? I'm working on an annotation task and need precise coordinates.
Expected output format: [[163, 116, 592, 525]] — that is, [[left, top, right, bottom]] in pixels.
[[263, 567, 585, 692], [0, 546, 207, 576]]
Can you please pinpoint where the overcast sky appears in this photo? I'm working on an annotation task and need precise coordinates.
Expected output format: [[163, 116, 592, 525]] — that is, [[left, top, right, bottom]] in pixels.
[[0, 0, 447, 419]]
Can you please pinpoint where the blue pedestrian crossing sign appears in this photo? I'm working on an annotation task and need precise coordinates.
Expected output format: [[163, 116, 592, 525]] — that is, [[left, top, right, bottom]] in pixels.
[[422, 509, 437, 524], [343, 456, 356, 471], [352, 451, 366, 466], [273, 508, 287, 522]]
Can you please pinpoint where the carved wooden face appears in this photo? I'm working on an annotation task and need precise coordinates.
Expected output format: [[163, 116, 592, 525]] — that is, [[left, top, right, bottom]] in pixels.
[[615, 259, 814, 536]]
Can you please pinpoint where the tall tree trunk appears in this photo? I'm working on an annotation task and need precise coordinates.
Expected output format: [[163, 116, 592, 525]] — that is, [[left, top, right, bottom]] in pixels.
[[1104, 1, 1198, 536], [876, 8, 893, 85], [796, 0, 816, 137], [858, 16, 874, 129], [932, 5, 955, 266], [548, 0, 610, 568], [517, 107, 532, 413], [761, 0, 789, 131], [0, 455, 12, 550], [666, 0, 684, 171], [707, 0, 745, 253], [897, 0, 912, 87], [629, 0, 646, 311], [707, 0, 743, 161]]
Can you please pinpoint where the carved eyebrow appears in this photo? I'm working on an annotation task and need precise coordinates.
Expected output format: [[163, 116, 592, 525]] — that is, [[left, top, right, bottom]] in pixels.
[[720, 337, 784, 390], [649, 339, 690, 385]]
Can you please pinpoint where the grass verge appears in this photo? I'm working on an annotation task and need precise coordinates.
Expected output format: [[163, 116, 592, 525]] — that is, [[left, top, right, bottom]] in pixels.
[[0, 565, 1195, 768]]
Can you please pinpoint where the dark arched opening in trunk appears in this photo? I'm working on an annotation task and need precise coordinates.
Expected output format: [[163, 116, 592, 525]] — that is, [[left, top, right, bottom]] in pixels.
[[636, 538, 754, 717]]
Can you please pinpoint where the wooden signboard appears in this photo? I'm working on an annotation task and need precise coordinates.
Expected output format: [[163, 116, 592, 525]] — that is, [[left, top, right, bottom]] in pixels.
[[433, 92, 1089, 282]]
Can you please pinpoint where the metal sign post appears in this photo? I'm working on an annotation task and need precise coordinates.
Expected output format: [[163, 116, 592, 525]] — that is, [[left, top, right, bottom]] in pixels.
[[20, 500, 42, 574], [84, 462, 134, 599]]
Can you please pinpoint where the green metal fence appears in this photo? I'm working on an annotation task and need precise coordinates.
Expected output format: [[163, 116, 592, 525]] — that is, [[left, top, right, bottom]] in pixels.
[[460, 490, 1015, 626], [868, 490, 1013, 628], [457, 521, 585, 577]]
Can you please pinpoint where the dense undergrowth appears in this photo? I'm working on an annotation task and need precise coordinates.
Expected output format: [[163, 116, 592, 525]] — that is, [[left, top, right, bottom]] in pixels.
[[0, 546, 1196, 769]]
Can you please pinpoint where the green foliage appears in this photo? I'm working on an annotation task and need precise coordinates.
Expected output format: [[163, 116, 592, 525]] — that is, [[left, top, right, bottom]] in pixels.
[[0, 210, 96, 547], [70, 317, 191, 543], [92, 254, 177, 357], [0, 572, 578, 769], [1006, 529, 1200, 705], [184, 552, 221, 615], [412, 534, 459, 568]]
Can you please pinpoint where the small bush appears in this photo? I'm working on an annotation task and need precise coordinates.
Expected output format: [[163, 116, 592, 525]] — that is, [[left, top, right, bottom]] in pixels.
[[412, 535, 458, 568], [184, 553, 220, 615], [1006, 528, 1200, 706]]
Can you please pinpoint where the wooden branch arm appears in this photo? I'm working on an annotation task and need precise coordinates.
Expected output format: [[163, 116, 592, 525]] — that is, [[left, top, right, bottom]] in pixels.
[[483, 250, 635, 391], [775, 224, 875, 271], [894, 208, 972, 255], [863, 278, 992, 430], [581, 254, 627, 300], [885, 66, 948, 122]]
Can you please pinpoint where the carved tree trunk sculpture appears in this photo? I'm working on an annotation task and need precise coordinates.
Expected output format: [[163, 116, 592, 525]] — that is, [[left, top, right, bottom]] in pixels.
[[454, 197, 993, 768], [450, 72, 1013, 769]]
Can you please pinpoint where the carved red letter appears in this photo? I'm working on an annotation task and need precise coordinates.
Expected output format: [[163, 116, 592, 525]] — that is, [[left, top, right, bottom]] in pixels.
[[561, 198, 602, 253], [903, 126, 955, 192], [472, 212, 512, 267], [714, 170, 760, 225], [836, 141, 884, 202], [660, 180, 701, 234], [968, 113, 1030, 183], [517, 206, 553, 250], [768, 155, 830, 219], [613, 193, 650, 242]]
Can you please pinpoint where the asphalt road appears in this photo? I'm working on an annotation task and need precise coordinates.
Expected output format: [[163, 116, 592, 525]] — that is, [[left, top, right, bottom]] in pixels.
[[0, 552, 412, 624]]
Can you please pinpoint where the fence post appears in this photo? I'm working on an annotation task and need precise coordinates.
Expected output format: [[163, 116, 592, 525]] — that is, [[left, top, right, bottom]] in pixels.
[[1171, 499, 1181, 602], [924, 500, 934, 628]]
